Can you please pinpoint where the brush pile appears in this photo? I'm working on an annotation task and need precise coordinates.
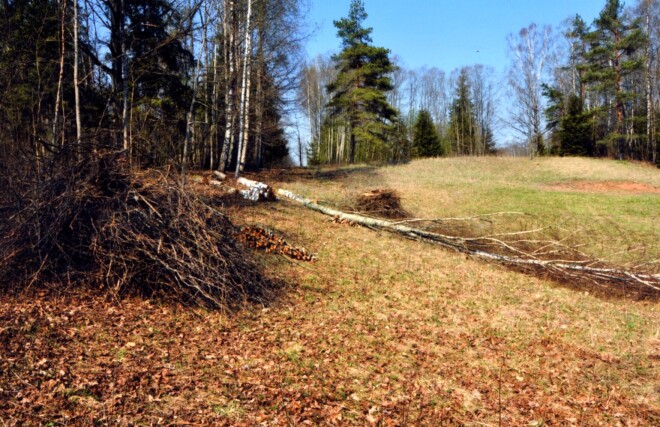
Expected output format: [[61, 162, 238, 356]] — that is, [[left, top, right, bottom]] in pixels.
[[355, 189, 409, 219], [0, 148, 276, 309], [236, 225, 315, 261]]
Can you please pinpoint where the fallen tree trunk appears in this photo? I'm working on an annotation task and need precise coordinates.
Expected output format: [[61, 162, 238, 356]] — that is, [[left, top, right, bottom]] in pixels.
[[277, 189, 660, 296]]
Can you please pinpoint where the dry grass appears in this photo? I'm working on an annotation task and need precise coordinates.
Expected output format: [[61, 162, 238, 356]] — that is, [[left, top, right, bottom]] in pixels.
[[281, 157, 659, 267], [1, 157, 658, 425]]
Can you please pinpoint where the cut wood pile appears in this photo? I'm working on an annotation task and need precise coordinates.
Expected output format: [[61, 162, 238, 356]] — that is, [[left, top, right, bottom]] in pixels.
[[0, 148, 277, 309], [235, 225, 315, 261], [355, 188, 409, 219]]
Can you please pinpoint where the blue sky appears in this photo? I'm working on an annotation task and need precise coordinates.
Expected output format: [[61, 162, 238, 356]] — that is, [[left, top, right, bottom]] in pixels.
[[305, 0, 605, 73]]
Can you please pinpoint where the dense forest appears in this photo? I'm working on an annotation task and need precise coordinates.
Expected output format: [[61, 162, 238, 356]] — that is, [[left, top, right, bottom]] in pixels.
[[0, 0, 659, 173], [0, 0, 305, 175]]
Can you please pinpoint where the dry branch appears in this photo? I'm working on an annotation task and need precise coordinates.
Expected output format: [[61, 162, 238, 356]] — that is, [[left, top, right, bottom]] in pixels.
[[0, 149, 278, 309], [277, 189, 660, 298], [354, 189, 409, 219]]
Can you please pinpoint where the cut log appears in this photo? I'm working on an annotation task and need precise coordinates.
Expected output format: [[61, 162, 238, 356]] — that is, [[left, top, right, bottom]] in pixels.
[[237, 177, 259, 187], [213, 171, 227, 180], [238, 177, 275, 201], [277, 189, 660, 295]]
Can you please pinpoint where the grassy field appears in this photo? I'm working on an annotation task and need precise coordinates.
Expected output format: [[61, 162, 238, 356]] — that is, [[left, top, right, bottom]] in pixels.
[[1, 157, 659, 425], [281, 156, 659, 267]]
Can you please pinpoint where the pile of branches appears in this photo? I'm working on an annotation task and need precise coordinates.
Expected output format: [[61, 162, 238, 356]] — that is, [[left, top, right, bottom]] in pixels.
[[0, 147, 276, 309], [354, 189, 409, 219]]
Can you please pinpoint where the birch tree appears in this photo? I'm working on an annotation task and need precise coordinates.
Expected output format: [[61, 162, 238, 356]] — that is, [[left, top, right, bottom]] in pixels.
[[507, 23, 553, 157]]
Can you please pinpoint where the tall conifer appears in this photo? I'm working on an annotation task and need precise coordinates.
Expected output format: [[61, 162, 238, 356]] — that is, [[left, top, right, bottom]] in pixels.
[[326, 0, 397, 163]]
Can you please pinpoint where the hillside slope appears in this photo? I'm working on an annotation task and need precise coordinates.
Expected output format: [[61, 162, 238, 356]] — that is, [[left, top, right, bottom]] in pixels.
[[1, 157, 658, 425]]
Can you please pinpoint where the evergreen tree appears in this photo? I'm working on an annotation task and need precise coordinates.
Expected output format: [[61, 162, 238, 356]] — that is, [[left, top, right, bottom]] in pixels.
[[412, 109, 442, 157], [584, 0, 646, 158], [0, 0, 66, 149], [326, 0, 397, 164], [559, 94, 593, 156], [391, 120, 411, 163], [448, 69, 477, 155], [567, 14, 590, 101]]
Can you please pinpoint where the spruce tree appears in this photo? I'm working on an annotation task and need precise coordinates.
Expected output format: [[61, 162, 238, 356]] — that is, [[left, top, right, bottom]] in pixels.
[[327, 0, 397, 163], [412, 110, 442, 157], [448, 69, 477, 155], [560, 94, 593, 156]]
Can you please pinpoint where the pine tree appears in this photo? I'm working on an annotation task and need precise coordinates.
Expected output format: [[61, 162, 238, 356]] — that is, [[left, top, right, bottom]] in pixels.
[[326, 0, 397, 164], [584, 0, 646, 159], [412, 110, 442, 157]]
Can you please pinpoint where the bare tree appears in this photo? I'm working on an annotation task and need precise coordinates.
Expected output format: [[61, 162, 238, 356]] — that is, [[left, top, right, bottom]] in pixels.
[[234, 0, 252, 176], [469, 65, 498, 154], [507, 23, 553, 158], [53, 0, 67, 147], [74, 0, 82, 150]]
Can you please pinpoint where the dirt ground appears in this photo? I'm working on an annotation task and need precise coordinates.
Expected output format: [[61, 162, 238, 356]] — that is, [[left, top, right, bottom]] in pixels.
[[547, 180, 660, 194]]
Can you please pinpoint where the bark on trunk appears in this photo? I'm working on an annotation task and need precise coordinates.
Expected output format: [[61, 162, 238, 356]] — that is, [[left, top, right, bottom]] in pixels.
[[53, 0, 66, 146], [73, 0, 82, 151], [235, 0, 253, 177], [220, 0, 235, 171]]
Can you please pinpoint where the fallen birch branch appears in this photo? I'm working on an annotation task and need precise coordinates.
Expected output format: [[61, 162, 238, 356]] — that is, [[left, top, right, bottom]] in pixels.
[[277, 189, 660, 296]]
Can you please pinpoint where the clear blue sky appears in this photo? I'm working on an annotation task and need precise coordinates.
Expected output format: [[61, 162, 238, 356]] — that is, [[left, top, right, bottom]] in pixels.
[[306, 0, 605, 73]]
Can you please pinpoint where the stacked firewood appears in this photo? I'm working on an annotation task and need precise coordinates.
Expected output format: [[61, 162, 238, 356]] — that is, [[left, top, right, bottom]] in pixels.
[[235, 226, 315, 261]]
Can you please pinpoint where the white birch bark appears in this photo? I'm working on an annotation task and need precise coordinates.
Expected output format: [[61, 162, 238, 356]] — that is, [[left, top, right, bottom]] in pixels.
[[53, 0, 66, 146], [73, 0, 82, 150], [219, 0, 235, 171], [121, 0, 129, 151], [235, 0, 252, 177]]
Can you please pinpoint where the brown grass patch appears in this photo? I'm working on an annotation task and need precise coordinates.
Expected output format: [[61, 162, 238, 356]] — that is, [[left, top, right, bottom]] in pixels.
[[548, 180, 660, 194]]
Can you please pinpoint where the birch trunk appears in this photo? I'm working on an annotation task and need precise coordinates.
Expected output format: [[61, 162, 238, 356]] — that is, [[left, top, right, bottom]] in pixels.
[[210, 40, 219, 170], [121, 5, 129, 152], [73, 0, 82, 152], [235, 0, 253, 177], [220, 0, 235, 171], [253, 20, 264, 169], [53, 0, 66, 146]]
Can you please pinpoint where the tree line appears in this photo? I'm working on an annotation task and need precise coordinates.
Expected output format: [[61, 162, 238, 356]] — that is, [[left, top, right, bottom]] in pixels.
[[0, 0, 305, 175], [300, 0, 659, 165], [541, 0, 659, 162], [2, 0, 658, 172]]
